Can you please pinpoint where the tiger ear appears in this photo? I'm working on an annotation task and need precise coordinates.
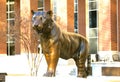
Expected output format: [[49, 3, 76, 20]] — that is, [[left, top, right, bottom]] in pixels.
[[31, 10, 35, 15], [46, 10, 53, 18]]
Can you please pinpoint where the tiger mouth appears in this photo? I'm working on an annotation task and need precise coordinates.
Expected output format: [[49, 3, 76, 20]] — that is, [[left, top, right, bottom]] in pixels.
[[33, 26, 43, 34]]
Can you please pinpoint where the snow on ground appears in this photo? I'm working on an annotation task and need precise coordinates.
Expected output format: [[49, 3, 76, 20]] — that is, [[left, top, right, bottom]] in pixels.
[[0, 55, 120, 82], [0, 55, 30, 75], [0, 54, 77, 76], [38, 56, 77, 77]]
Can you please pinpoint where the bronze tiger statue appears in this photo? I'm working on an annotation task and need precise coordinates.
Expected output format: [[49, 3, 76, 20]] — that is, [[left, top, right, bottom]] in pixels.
[[32, 10, 90, 78]]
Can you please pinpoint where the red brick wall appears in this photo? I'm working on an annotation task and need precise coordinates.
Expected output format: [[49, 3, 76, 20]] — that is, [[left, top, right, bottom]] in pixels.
[[54, 0, 68, 31], [0, 0, 7, 54], [30, 0, 38, 53], [118, 0, 120, 51], [78, 0, 86, 37], [0, 0, 119, 55], [30, 0, 38, 11], [14, 0, 20, 54], [99, 0, 112, 51], [19, 0, 32, 54], [44, 0, 51, 11], [111, 0, 117, 51], [99, 0, 117, 51], [14, 0, 38, 54], [14, 0, 51, 54], [67, 0, 74, 32]]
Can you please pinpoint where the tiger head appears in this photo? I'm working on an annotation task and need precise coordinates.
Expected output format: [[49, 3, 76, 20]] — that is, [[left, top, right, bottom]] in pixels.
[[31, 10, 53, 34]]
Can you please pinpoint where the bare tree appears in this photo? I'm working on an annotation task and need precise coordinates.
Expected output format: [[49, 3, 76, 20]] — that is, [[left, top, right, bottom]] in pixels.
[[7, 10, 43, 76]]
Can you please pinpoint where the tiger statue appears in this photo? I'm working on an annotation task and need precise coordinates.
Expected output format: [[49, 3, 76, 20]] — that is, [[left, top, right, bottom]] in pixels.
[[32, 10, 90, 78]]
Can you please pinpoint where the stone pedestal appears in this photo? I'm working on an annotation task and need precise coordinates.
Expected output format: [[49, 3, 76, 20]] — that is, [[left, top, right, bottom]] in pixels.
[[91, 62, 120, 76], [0, 73, 7, 82]]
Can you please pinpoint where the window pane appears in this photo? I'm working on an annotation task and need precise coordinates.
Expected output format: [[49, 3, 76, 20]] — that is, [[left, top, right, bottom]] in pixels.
[[10, 4, 14, 11], [10, 12, 15, 18], [7, 20, 15, 26], [53, 7, 57, 14], [7, 12, 15, 19], [89, 29, 97, 37], [74, 13, 78, 29], [89, 38, 97, 54], [89, 2, 97, 10], [74, 4, 78, 11], [74, 13, 78, 33], [38, 0, 43, 8], [89, 11, 97, 28], [10, 0, 14, 2], [7, 43, 15, 55], [75, 0, 78, 3]]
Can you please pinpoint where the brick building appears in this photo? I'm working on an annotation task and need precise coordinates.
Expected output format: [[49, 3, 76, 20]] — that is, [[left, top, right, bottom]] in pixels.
[[0, 0, 120, 60]]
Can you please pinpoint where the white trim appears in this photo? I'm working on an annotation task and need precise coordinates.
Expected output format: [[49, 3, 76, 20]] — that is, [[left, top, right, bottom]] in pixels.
[[7, 11, 15, 13], [89, 9, 98, 12], [7, 18, 15, 20], [6, 1, 14, 5], [0, 54, 7, 56], [38, 7, 44, 10], [89, 0, 96, 2], [98, 51, 119, 62]]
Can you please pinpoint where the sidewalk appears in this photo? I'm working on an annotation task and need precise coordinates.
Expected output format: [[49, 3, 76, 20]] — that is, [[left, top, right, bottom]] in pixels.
[[5, 76, 120, 82]]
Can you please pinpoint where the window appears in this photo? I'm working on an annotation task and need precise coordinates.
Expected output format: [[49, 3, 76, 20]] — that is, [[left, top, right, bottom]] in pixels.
[[89, 11, 97, 28], [74, 0, 78, 33], [88, 0, 98, 54], [38, 0, 44, 11], [53, 0, 57, 21], [6, 0, 15, 55]]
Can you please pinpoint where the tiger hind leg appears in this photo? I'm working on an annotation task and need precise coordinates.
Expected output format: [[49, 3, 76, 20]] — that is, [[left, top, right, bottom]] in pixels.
[[74, 54, 87, 78]]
